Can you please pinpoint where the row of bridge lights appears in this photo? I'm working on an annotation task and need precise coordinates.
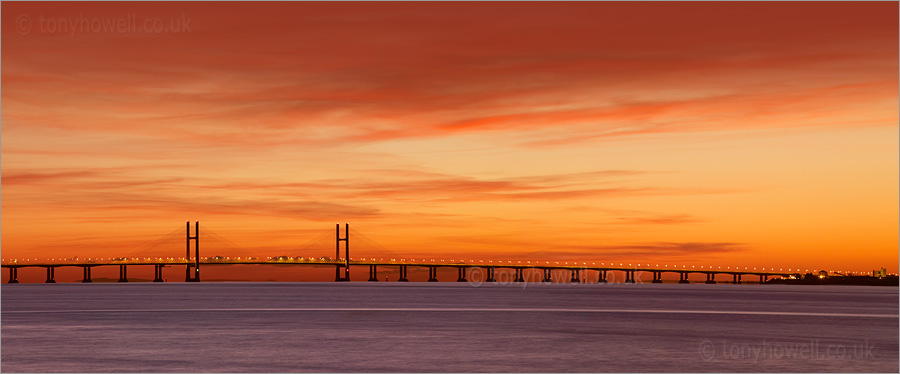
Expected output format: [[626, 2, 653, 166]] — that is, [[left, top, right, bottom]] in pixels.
[[0, 257, 867, 275], [23, 258, 184, 260], [376, 259, 815, 273]]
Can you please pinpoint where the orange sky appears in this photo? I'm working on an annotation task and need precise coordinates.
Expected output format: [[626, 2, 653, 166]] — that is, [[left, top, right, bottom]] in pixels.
[[2, 2, 898, 281]]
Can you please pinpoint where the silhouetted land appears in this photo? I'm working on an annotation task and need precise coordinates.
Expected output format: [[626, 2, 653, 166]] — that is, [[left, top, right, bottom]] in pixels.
[[768, 274, 898, 286]]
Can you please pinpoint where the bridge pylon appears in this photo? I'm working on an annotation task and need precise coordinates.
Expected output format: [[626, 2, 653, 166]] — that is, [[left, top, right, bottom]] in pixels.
[[186, 220, 200, 282], [335, 223, 350, 281]]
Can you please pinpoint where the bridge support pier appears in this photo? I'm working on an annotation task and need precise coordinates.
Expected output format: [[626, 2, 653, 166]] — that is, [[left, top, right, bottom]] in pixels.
[[761, 275, 767, 284], [542, 268, 552, 283], [153, 265, 164, 282], [570, 269, 580, 283], [679, 273, 690, 284], [398, 265, 408, 281], [8, 267, 18, 284], [457, 267, 467, 282], [486, 267, 495, 282], [652, 271, 662, 283], [82, 266, 93, 283], [427, 266, 438, 282], [597, 270, 607, 284], [625, 270, 635, 283], [45, 267, 56, 283], [705, 273, 716, 284], [118, 265, 128, 283], [514, 268, 524, 282], [368, 265, 378, 282], [334, 265, 348, 282]]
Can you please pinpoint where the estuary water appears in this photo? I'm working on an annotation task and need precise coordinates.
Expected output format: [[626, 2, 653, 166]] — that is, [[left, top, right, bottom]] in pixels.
[[1, 282, 897, 372]]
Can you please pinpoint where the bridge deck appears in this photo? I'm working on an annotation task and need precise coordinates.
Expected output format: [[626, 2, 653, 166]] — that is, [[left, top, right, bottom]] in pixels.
[[1, 259, 794, 276]]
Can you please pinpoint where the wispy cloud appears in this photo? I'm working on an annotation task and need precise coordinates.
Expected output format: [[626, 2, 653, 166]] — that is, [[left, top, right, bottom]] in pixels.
[[613, 214, 701, 226], [3, 2, 895, 151], [530, 242, 749, 259]]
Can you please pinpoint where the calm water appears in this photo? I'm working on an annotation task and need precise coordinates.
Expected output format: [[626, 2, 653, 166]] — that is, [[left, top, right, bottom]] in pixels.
[[1, 282, 897, 372]]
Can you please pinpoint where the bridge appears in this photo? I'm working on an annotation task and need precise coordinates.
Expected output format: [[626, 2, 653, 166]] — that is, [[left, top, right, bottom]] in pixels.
[[2, 222, 798, 284]]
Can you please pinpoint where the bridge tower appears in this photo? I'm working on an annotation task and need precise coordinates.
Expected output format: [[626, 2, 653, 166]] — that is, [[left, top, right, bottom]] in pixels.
[[335, 223, 350, 281], [186, 220, 200, 282]]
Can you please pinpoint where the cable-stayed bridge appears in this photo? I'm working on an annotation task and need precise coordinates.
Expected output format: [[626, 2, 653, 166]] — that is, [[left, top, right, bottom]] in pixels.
[[2, 222, 798, 284]]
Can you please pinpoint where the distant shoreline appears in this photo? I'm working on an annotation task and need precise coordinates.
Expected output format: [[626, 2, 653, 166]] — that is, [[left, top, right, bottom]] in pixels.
[[767, 275, 898, 286]]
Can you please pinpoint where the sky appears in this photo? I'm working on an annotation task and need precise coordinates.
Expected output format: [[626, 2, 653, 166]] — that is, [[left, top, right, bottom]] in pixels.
[[2, 2, 897, 282]]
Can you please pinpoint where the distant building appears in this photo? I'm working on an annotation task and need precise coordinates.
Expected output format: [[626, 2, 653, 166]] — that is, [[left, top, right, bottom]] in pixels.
[[817, 270, 828, 279], [872, 268, 887, 278]]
